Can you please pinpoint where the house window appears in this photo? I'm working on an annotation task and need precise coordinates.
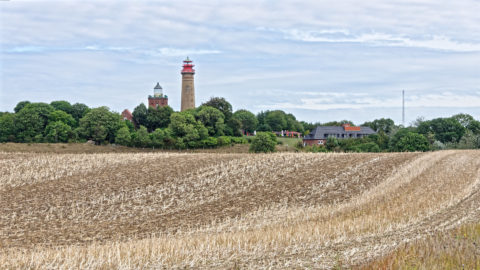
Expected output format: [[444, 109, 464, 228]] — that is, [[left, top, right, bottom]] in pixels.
[[318, 140, 324, 145]]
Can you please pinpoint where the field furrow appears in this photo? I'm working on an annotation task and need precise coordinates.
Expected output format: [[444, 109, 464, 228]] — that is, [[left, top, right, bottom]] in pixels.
[[0, 150, 479, 269]]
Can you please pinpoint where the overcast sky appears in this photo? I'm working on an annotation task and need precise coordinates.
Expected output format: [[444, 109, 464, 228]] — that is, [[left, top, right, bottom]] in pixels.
[[1, 0, 479, 124]]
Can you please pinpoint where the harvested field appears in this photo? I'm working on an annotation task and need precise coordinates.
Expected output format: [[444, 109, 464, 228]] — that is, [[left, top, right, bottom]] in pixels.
[[0, 150, 479, 269]]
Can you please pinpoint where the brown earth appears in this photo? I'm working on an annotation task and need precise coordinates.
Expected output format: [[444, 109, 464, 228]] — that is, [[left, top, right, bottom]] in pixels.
[[0, 150, 479, 269]]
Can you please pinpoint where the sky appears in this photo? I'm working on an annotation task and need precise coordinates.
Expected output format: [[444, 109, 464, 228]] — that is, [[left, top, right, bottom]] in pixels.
[[1, 0, 479, 124]]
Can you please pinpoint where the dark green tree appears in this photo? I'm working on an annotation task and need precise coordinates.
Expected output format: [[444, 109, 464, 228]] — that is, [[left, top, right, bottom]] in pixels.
[[325, 137, 340, 151], [322, 120, 355, 126], [14, 101, 31, 113], [169, 111, 208, 146], [256, 111, 267, 126], [233, 109, 258, 134], [389, 128, 411, 151], [44, 121, 73, 143], [132, 125, 151, 147], [169, 111, 197, 137], [266, 110, 287, 131], [50, 100, 74, 115], [225, 117, 242, 136], [0, 113, 15, 142], [14, 103, 54, 142], [196, 106, 225, 136], [354, 142, 381, 152], [452, 113, 480, 134], [48, 110, 76, 127], [202, 97, 233, 121], [393, 132, 430, 152], [362, 118, 395, 134], [368, 131, 389, 150], [249, 132, 277, 153], [150, 128, 167, 148], [71, 103, 90, 122], [115, 127, 131, 146], [132, 103, 148, 128], [77, 107, 123, 144], [257, 123, 272, 131], [146, 105, 173, 131], [417, 117, 465, 143]]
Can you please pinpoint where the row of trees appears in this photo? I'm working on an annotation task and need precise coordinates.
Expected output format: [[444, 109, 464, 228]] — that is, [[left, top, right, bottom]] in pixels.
[[1, 98, 479, 152], [302, 114, 480, 153], [0, 98, 255, 149]]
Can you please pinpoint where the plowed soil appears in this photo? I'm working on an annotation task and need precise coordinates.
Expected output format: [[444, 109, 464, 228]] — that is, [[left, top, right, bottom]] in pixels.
[[0, 150, 479, 269]]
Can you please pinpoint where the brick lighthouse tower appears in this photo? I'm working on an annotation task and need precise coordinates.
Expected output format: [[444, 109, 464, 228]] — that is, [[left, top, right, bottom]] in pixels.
[[181, 57, 195, 111], [148, 82, 168, 108]]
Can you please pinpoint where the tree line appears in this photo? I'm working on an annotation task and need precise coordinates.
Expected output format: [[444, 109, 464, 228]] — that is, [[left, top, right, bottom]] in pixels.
[[0, 97, 304, 149], [1, 98, 479, 152], [301, 115, 480, 153]]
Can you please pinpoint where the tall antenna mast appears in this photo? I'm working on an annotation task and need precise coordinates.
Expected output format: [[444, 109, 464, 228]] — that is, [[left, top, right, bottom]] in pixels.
[[402, 90, 405, 126]]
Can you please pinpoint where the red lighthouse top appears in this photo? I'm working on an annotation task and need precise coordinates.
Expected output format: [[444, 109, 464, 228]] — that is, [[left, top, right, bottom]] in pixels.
[[181, 56, 195, 74]]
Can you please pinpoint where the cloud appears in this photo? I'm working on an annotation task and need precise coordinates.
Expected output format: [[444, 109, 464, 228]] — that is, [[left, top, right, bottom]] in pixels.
[[5, 46, 46, 53], [264, 91, 480, 111], [4, 45, 221, 56], [282, 29, 480, 52], [148, 48, 222, 57]]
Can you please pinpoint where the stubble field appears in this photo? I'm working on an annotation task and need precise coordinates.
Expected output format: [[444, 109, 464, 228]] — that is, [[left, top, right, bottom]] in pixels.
[[0, 149, 479, 269]]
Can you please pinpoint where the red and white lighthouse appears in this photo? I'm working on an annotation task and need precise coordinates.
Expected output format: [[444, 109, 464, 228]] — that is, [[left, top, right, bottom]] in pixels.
[[181, 57, 195, 111]]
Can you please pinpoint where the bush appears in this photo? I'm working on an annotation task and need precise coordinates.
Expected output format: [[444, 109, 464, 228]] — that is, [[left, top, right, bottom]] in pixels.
[[231, 137, 247, 144], [354, 142, 381, 152], [115, 127, 132, 146], [394, 132, 430, 152], [304, 145, 328, 153], [201, 137, 218, 148], [249, 132, 277, 153], [217, 136, 232, 146]]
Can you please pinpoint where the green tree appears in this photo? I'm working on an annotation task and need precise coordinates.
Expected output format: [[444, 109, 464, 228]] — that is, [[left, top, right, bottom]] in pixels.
[[169, 111, 197, 137], [394, 132, 430, 152], [48, 110, 76, 127], [0, 113, 15, 142], [326, 137, 340, 151], [233, 109, 258, 134], [322, 120, 354, 126], [354, 142, 381, 152], [368, 131, 389, 150], [50, 100, 74, 115], [146, 105, 173, 131], [44, 121, 72, 143], [77, 107, 123, 144], [417, 117, 465, 143], [257, 123, 272, 131], [14, 101, 31, 113], [132, 125, 151, 147], [452, 113, 480, 134], [362, 118, 395, 134], [249, 132, 277, 153], [150, 128, 168, 148], [115, 127, 131, 146], [389, 128, 412, 151], [169, 111, 207, 147], [202, 97, 242, 136], [71, 103, 90, 122], [124, 119, 135, 132], [196, 106, 225, 136], [257, 111, 267, 126], [454, 130, 480, 149], [132, 103, 148, 128], [266, 110, 287, 131], [14, 103, 54, 142], [202, 97, 233, 121], [226, 117, 242, 136]]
